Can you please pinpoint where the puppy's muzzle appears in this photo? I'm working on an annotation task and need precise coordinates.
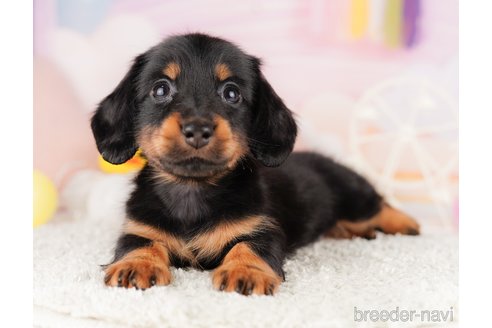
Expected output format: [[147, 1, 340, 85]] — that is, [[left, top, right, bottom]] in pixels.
[[181, 119, 215, 149]]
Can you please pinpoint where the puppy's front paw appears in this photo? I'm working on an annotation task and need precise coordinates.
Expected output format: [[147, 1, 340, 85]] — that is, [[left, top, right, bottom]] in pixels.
[[212, 263, 281, 296], [104, 258, 171, 290]]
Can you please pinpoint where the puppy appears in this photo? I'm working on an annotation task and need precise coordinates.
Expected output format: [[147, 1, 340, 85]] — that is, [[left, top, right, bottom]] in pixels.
[[91, 33, 420, 296]]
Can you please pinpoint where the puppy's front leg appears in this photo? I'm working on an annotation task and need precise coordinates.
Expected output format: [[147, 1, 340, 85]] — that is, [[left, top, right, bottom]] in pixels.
[[212, 242, 284, 296], [104, 221, 173, 290]]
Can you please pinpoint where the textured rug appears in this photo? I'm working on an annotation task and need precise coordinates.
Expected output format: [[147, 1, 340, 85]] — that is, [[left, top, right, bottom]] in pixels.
[[33, 172, 458, 327]]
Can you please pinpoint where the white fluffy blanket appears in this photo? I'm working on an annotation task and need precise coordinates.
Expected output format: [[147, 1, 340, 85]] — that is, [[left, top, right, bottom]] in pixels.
[[34, 171, 458, 327]]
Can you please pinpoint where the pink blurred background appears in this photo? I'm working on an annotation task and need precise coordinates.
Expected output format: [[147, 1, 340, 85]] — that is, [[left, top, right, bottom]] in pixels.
[[34, 0, 458, 231]]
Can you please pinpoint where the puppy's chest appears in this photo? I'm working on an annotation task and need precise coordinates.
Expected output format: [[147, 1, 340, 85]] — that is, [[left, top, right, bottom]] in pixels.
[[164, 231, 226, 269], [162, 218, 258, 268], [162, 185, 211, 221], [138, 215, 268, 268]]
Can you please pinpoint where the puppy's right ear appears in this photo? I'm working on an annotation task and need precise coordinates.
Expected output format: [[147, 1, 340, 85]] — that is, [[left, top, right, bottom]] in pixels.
[[91, 53, 147, 164]]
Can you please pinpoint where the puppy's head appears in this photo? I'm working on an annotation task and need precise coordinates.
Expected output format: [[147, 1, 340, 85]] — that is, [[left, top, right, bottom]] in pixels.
[[91, 33, 297, 181]]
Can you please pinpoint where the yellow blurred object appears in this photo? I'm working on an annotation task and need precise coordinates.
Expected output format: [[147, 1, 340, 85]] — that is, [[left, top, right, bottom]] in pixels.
[[33, 170, 58, 227], [98, 149, 147, 174], [383, 0, 403, 47], [350, 0, 369, 39]]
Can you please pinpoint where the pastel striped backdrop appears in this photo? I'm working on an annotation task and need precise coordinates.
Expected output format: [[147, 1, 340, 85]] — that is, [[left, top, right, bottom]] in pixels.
[[34, 0, 458, 230]]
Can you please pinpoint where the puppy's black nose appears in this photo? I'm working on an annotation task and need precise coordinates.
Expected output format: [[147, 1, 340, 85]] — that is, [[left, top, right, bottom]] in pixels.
[[181, 121, 214, 149]]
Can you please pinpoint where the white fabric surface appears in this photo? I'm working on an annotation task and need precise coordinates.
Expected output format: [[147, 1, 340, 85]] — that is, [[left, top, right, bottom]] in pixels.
[[34, 171, 458, 327]]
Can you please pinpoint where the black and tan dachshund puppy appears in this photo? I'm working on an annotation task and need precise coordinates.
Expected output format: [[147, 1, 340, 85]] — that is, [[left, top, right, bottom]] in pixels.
[[91, 33, 420, 296]]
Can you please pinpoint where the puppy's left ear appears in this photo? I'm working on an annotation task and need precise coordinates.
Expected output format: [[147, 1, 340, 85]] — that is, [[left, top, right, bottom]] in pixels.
[[248, 58, 297, 167], [91, 53, 147, 164]]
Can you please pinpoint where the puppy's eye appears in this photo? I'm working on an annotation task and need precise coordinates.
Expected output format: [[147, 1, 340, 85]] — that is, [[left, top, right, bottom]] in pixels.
[[222, 84, 241, 104], [152, 81, 171, 100]]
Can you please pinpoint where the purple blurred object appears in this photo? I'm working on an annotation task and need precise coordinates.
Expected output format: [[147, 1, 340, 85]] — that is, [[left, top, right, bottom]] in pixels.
[[403, 0, 420, 48]]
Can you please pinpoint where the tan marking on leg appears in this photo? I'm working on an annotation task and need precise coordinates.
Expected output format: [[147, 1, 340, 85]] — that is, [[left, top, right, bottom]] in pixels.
[[215, 63, 232, 81], [326, 203, 420, 239], [189, 216, 277, 260], [124, 216, 276, 264], [163, 62, 180, 80], [124, 220, 195, 261], [212, 242, 282, 295], [324, 223, 375, 239], [374, 203, 420, 235], [104, 243, 172, 289]]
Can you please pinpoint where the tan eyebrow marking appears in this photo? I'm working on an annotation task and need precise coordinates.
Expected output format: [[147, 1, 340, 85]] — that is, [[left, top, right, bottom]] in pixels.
[[215, 63, 232, 81], [163, 62, 181, 80]]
